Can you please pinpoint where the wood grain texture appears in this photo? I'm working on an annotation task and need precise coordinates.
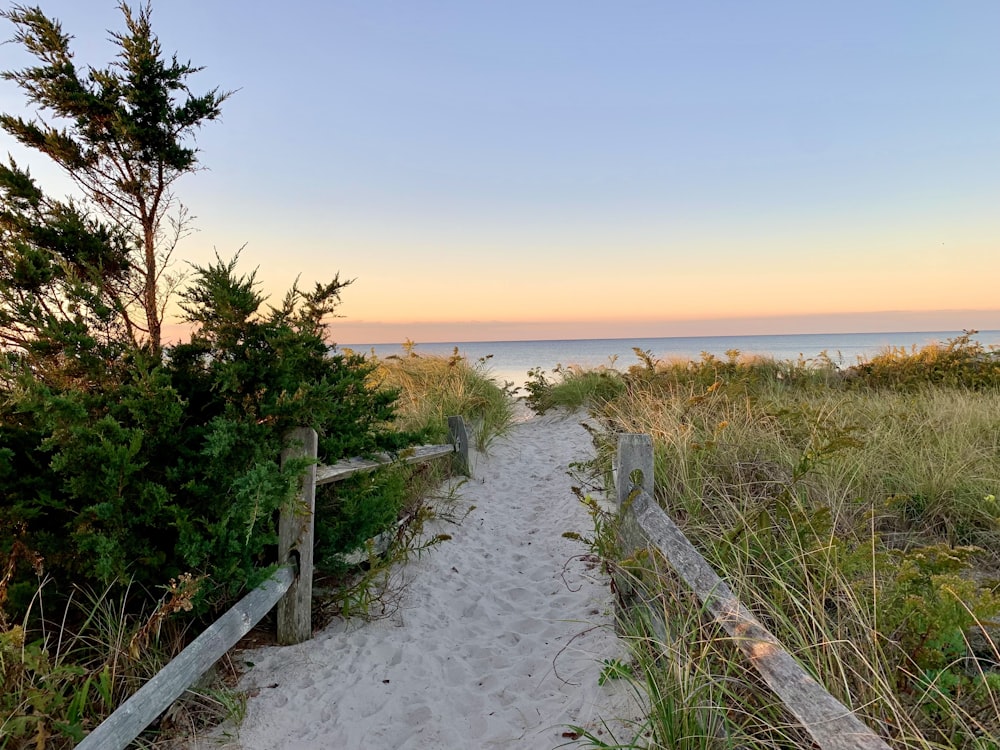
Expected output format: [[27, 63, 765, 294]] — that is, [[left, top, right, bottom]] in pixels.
[[278, 427, 318, 645]]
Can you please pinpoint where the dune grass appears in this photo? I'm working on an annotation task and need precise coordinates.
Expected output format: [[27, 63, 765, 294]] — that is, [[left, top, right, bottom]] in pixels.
[[551, 337, 1000, 749], [365, 343, 517, 451], [523, 363, 626, 415], [0, 576, 236, 748]]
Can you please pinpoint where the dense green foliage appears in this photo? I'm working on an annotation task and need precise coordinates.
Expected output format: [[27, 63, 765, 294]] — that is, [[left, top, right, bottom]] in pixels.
[[0, 252, 405, 616]]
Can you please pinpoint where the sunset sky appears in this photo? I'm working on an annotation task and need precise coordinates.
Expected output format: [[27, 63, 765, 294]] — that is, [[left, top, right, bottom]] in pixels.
[[2, 2, 999, 344]]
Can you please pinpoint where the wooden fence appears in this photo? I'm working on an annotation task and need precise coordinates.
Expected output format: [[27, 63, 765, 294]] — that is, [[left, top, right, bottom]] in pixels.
[[615, 433, 891, 750], [77, 418, 470, 750]]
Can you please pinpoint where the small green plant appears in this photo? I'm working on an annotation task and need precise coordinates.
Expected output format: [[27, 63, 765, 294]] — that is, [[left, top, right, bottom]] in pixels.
[[597, 658, 634, 686], [562, 489, 620, 567], [524, 364, 625, 415], [316, 471, 467, 621], [879, 544, 1000, 683]]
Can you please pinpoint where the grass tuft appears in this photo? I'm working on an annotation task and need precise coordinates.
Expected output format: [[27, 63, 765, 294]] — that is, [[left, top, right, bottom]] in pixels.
[[363, 342, 516, 451]]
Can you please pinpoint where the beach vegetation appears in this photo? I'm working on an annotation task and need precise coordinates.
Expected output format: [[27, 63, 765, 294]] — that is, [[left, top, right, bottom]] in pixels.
[[525, 363, 626, 415], [0, 5, 473, 745], [0, 251, 412, 746], [845, 330, 1000, 391], [558, 333, 1000, 748], [362, 342, 517, 451]]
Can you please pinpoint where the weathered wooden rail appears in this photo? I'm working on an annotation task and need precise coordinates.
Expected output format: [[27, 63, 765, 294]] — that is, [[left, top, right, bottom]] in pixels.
[[76, 567, 295, 750], [78, 418, 470, 750], [615, 433, 891, 750]]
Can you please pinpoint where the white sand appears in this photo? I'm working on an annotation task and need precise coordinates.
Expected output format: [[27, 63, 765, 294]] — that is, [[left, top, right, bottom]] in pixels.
[[200, 411, 640, 749]]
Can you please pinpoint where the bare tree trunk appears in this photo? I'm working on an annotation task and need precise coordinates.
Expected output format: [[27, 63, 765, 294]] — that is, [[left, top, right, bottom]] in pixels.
[[143, 222, 161, 354]]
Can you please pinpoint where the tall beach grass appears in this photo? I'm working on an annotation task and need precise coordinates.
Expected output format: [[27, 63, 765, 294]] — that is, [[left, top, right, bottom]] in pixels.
[[363, 342, 517, 451], [543, 337, 1000, 748]]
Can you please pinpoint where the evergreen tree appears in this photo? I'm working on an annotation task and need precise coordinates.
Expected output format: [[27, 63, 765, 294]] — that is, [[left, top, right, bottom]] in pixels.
[[1, 2, 229, 355], [0, 161, 133, 386]]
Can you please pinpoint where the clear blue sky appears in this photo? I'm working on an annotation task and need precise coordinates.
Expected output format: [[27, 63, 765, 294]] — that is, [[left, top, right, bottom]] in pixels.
[[3, 1, 999, 343]]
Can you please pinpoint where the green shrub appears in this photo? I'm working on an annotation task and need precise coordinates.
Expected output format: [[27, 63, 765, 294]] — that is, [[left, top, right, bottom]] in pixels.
[[846, 330, 1000, 390], [524, 364, 625, 414], [314, 467, 410, 570], [0, 255, 410, 616]]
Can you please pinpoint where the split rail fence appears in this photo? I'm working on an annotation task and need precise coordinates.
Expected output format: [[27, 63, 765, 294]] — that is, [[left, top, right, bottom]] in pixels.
[[615, 433, 891, 750], [77, 416, 470, 750]]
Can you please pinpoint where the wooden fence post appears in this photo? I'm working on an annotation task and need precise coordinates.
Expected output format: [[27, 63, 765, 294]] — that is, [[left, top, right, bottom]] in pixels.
[[613, 433, 656, 633], [278, 427, 317, 645], [447, 415, 471, 477], [616, 433, 654, 562], [616, 433, 654, 512]]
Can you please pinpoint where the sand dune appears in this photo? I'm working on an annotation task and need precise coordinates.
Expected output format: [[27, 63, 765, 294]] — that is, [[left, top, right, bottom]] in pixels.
[[196, 410, 639, 749]]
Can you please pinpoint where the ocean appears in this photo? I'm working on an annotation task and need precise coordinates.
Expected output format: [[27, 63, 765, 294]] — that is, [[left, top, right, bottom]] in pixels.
[[343, 330, 1000, 389]]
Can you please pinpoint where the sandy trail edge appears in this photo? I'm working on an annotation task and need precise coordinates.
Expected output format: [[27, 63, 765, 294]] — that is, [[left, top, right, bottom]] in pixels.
[[193, 411, 642, 749]]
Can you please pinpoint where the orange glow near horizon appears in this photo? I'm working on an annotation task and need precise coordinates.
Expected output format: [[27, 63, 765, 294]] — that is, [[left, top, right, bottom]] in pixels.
[[176, 207, 1000, 346], [162, 307, 1000, 349]]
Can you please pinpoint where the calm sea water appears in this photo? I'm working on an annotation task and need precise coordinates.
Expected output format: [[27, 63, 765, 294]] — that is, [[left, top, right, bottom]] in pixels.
[[344, 330, 1000, 389]]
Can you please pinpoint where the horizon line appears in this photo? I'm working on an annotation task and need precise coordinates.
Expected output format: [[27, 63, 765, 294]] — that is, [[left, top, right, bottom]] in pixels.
[[340, 327, 995, 349], [331, 309, 1000, 347], [161, 309, 1000, 348]]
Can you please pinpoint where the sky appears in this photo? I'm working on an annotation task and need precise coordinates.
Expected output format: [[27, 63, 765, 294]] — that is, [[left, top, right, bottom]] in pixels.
[[2, 1, 999, 344]]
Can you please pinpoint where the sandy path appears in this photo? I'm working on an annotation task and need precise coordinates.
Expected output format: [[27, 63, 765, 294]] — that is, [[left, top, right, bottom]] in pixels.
[[202, 411, 637, 749]]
